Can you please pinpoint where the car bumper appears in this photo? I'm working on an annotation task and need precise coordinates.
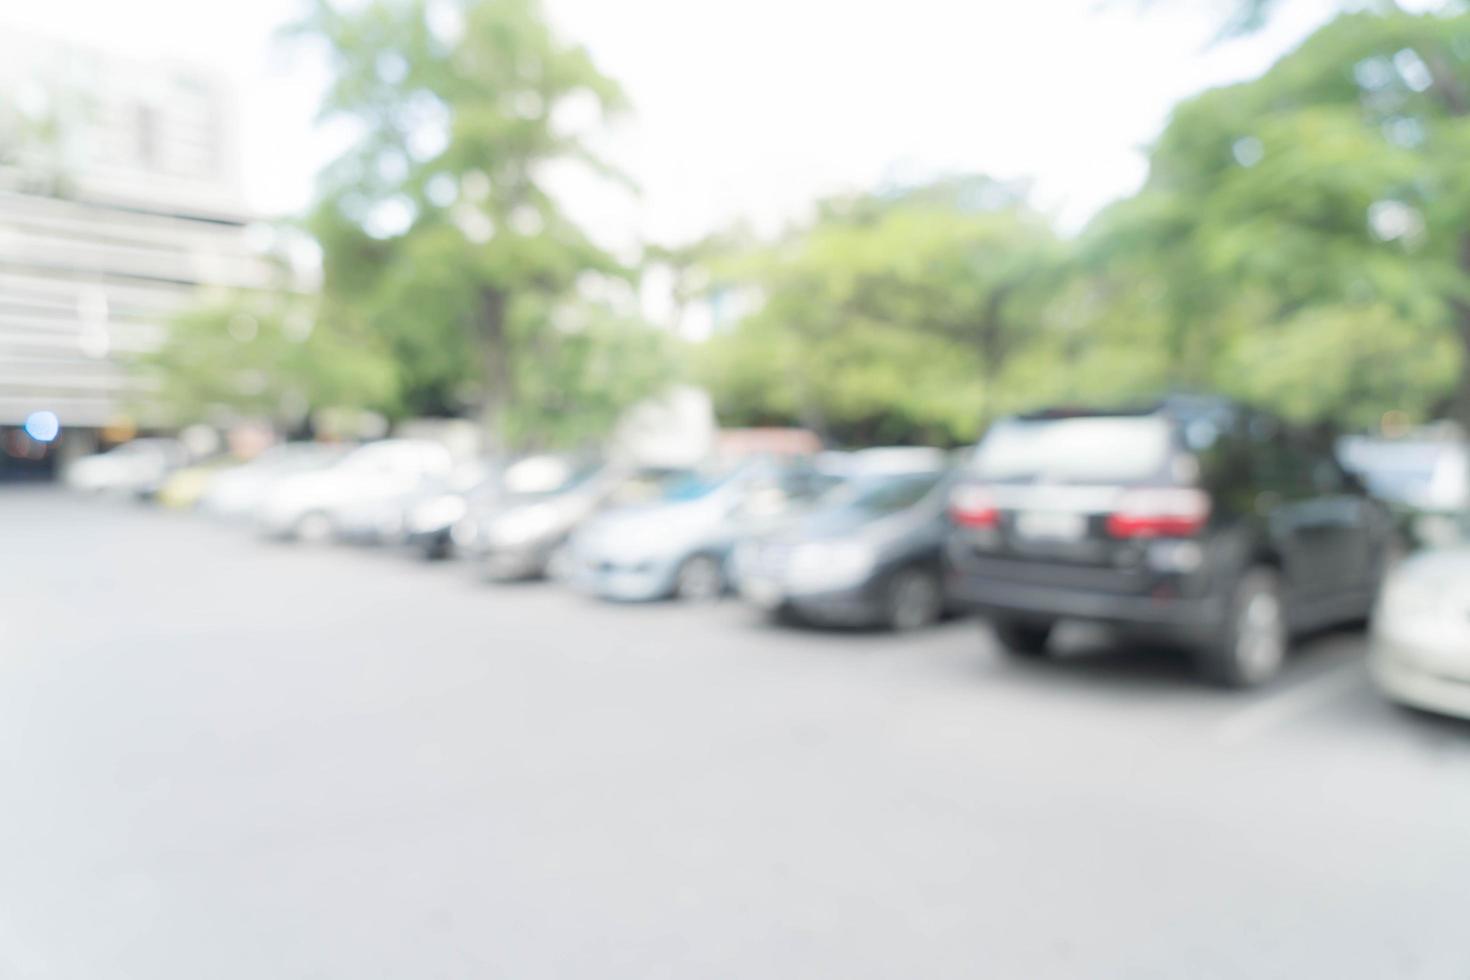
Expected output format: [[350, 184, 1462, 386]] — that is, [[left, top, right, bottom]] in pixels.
[[404, 526, 453, 553], [738, 572, 883, 625], [572, 557, 680, 602], [1371, 636, 1470, 719], [480, 543, 556, 581], [947, 570, 1221, 641]]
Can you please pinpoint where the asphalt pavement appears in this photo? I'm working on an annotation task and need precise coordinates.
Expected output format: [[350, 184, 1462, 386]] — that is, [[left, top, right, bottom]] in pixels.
[[3, 487, 1469, 979]]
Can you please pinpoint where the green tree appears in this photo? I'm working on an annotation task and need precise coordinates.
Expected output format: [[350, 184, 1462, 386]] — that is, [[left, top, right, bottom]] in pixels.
[[501, 297, 683, 448], [287, 0, 663, 447], [1088, 7, 1470, 427], [696, 179, 1064, 444], [139, 289, 398, 431]]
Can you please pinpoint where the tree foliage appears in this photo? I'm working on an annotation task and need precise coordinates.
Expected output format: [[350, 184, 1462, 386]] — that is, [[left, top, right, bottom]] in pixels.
[[696, 179, 1071, 445], [282, 0, 666, 447], [144, 1, 1470, 445], [699, 5, 1470, 442], [145, 0, 672, 447], [1090, 7, 1470, 426], [138, 290, 398, 431]]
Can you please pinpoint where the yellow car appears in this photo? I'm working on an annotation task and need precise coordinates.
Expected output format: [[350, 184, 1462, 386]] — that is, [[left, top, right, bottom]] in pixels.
[[156, 457, 240, 510]]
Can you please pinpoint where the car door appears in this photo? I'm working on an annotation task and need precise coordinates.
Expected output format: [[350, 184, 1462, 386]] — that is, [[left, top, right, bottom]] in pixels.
[[1309, 448, 1383, 597], [1259, 426, 1370, 616], [1247, 418, 1332, 609]]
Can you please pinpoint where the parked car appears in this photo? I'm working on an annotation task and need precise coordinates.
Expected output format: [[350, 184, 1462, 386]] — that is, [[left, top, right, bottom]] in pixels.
[[732, 463, 955, 630], [945, 396, 1394, 687], [1371, 535, 1470, 719], [156, 455, 241, 510], [457, 455, 633, 581], [65, 438, 188, 496], [200, 443, 351, 521], [569, 459, 838, 602], [399, 458, 504, 559], [1338, 434, 1468, 550], [257, 439, 454, 542]]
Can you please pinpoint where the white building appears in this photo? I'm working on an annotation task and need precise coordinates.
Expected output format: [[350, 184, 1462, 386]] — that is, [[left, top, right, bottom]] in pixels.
[[0, 33, 276, 434]]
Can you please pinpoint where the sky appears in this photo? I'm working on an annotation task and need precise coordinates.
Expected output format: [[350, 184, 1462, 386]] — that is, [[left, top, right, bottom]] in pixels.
[[2, 0, 1356, 250]]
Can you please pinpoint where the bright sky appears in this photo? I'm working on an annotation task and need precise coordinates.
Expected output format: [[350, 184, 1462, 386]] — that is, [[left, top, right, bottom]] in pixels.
[[4, 0, 1350, 249]]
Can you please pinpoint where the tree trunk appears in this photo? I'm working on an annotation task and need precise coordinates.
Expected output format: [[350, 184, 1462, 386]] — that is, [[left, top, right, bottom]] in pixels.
[[478, 286, 511, 450]]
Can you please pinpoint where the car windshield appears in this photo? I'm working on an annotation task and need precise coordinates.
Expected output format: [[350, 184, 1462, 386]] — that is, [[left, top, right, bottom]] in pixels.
[[606, 469, 695, 506], [817, 471, 944, 515], [661, 467, 742, 502], [501, 459, 603, 503], [972, 415, 1173, 485]]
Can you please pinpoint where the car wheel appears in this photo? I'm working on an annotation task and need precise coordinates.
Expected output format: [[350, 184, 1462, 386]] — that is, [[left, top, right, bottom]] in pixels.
[[295, 511, 333, 544], [885, 567, 943, 631], [1196, 567, 1289, 688], [992, 617, 1054, 656], [674, 554, 724, 602]]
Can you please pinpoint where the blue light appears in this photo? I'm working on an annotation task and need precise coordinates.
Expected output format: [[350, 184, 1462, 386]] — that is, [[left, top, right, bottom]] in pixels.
[[23, 410, 60, 443]]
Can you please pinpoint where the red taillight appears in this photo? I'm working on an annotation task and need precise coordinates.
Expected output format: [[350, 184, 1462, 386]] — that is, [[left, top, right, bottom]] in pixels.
[[949, 484, 999, 529], [1107, 488, 1212, 539]]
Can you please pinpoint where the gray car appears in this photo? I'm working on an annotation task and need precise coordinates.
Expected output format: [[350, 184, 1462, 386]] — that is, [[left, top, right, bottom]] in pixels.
[[731, 467, 955, 630]]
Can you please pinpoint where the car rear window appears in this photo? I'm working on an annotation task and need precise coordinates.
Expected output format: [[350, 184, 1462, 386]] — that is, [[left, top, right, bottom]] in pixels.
[[972, 415, 1173, 485], [819, 472, 944, 515]]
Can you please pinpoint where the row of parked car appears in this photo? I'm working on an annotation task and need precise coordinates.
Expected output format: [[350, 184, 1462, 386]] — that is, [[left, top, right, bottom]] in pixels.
[[66, 395, 1470, 716]]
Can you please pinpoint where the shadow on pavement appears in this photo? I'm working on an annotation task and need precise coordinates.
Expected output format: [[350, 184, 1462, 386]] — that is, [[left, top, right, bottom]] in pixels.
[[963, 620, 1370, 696]]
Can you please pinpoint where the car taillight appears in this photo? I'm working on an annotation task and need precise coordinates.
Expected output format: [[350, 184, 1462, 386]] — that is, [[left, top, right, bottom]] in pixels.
[[949, 484, 999, 529], [1107, 487, 1212, 539]]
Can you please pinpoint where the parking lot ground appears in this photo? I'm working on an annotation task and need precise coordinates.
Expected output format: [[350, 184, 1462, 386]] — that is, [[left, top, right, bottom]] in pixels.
[[3, 487, 1470, 979]]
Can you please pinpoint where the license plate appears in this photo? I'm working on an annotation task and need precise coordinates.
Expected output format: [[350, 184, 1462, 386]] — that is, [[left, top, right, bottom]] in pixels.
[[741, 577, 785, 609], [1015, 511, 1087, 541]]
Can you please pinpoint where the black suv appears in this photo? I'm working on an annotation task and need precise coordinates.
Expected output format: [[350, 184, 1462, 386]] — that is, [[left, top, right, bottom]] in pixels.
[[945, 396, 1393, 687]]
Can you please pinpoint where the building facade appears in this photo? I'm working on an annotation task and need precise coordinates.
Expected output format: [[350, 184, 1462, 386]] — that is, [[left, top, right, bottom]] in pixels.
[[0, 33, 276, 441]]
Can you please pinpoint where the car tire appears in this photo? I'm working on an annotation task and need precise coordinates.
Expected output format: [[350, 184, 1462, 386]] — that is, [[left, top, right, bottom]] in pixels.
[[1195, 567, 1289, 688], [992, 617, 1054, 656], [674, 554, 725, 602], [885, 566, 943, 632]]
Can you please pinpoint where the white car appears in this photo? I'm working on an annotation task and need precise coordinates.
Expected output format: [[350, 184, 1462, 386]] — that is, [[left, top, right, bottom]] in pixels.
[[200, 443, 350, 520], [1339, 436, 1467, 513], [1371, 546, 1470, 719], [257, 439, 454, 542], [65, 438, 188, 495]]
